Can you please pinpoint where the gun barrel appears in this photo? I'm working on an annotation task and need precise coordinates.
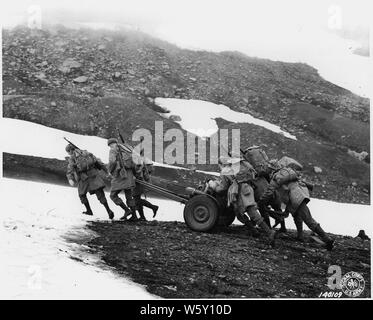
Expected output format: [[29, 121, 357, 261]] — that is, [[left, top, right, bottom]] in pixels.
[[185, 187, 206, 196]]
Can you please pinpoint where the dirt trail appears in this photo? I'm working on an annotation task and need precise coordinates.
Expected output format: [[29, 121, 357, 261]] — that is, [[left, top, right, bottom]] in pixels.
[[84, 220, 370, 298]]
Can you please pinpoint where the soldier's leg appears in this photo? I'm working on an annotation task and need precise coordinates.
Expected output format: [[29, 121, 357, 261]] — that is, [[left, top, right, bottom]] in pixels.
[[272, 194, 287, 233], [279, 219, 287, 233], [79, 194, 93, 215], [140, 198, 159, 218], [134, 195, 146, 221], [258, 205, 271, 228], [95, 188, 114, 219], [297, 201, 334, 250], [293, 211, 304, 241], [236, 212, 260, 237], [246, 206, 276, 247], [124, 189, 138, 221], [110, 190, 131, 219]]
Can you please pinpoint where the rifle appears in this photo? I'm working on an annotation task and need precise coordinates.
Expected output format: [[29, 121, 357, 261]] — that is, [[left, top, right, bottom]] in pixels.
[[64, 137, 81, 151], [117, 129, 134, 153], [64, 137, 83, 182], [115, 138, 127, 178]]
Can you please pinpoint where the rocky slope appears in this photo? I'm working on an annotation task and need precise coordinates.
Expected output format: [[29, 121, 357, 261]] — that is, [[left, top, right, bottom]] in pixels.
[[2, 25, 370, 204]]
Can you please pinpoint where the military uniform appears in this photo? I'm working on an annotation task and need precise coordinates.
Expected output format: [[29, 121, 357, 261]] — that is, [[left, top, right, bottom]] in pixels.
[[259, 166, 334, 250], [133, 161, 159, 220], [252, 176, 286, 231], [108, 139, 137, 220], [210, 158, 276, 245], [66, 146, 114, 219]]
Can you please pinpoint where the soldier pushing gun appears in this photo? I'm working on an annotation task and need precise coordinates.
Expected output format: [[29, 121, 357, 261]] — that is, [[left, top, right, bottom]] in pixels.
[[65, 138, 114, 219], [107, 137, 138, 221]]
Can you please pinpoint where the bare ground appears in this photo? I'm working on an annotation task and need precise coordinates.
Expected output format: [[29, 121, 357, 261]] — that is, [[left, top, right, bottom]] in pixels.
[[82, 220, 371, 299]]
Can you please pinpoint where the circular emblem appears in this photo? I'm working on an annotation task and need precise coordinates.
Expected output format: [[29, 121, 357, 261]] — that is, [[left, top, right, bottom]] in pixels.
[[340, 272, 365, 297]]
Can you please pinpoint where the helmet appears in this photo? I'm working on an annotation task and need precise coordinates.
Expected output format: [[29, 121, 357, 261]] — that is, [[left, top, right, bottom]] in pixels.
[[107, 138, 118, 146], [65, 144, 76, 153]]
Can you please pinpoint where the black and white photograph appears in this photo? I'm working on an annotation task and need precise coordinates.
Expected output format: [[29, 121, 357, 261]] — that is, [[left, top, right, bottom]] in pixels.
[[0, 0, 371, 304]]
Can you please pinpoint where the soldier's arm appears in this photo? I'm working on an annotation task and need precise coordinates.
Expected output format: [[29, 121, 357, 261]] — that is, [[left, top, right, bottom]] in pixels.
[[124, 153, 136, 170], [66, 158, 77, 183], [94, 156, 108, 173], [108, 150, 119, 175], [258, 179, 279, 206], [214, 175, 232, 193]]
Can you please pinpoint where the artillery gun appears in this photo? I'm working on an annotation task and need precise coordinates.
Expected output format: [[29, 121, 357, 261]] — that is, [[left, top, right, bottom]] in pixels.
[[136, 179, 235, 232]]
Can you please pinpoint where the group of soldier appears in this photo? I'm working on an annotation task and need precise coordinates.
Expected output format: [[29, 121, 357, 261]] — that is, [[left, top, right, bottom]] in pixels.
[[65, 137, 158, 222], [205, 147, 334, 251], [65, 138, 334, 251]]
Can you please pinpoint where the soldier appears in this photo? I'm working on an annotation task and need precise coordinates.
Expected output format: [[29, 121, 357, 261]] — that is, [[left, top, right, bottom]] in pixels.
[[258, 164, 334, 251], [133, 159, 159, 221], [253, 175, 287, 233], [107, 138, 138, 221], [207, 156, 276, 246], [243, 146, 287, 232], [66, 144, 114, 219]]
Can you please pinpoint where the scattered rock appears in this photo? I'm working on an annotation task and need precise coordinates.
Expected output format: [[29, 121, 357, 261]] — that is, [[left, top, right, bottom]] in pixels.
[[169, 115, 182, 122], [112, 72, 122, 80], [73, 76, 88, 83], [348, 149, 369, 162], [59, 58, 82, 74], [313, 166, 322, 174]]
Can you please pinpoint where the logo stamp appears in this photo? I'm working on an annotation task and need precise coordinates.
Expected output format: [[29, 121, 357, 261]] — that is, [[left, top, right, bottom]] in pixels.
[[340, 271, 365, 297]]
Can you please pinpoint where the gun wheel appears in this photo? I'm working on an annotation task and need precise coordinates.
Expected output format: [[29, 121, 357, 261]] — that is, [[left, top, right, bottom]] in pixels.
[[183, 195, 219, 232]]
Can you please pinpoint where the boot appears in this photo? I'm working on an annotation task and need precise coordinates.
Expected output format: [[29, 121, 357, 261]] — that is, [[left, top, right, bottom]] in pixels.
[[244, 219, 260, 238], [128, 207, 139, 221], [119, 203, 131, 220], [152, 205, 159, 218], [137, 206, 146, 221], [141, 199, 159, 218], [82, 202, 93, 216], [103, 202, 114, 220], [314, 224, 334, 251], [258, 221, 276, 247]]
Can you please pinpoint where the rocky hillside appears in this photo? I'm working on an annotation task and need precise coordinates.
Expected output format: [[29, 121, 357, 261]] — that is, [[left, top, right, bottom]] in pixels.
[[2, 25, 370, 204]]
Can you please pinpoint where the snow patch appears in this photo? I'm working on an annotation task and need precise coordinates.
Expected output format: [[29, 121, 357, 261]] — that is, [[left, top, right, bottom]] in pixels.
[[0, 178, 156, 299], [155, 98, 297, 140], [0, 118, 210, 173]]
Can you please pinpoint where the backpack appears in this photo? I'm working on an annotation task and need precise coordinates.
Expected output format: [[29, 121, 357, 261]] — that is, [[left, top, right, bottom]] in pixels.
[[244, 146, 270, 175], [75, 150, 97, 172], [276, 156, 303, 171], [273, 167, 299, 186]]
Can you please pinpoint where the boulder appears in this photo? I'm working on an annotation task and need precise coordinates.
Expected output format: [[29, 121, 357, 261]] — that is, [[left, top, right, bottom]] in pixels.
[[169, 115, 182, 122], [277, 156, 303, 171], [348, 149, 369, 162], [59, 58, 82, 74], [313, 166, 322, 174], [62, 58, 81, 69], [73, 76, 88, 83], [112, 72, 122, 80]]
